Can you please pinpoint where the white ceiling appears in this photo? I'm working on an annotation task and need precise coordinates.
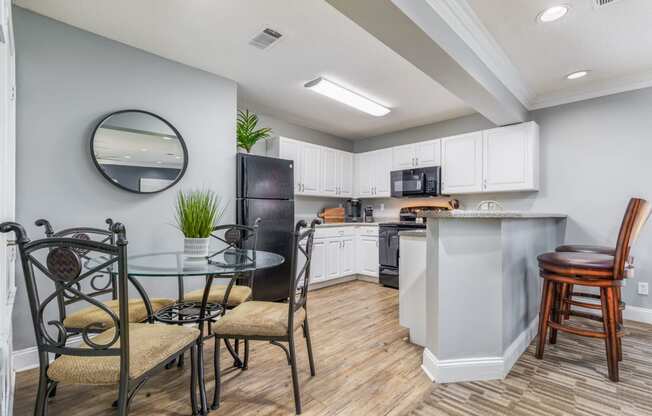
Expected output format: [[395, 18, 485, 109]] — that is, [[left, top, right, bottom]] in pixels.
[[466, 0, 652, 109], [14, 0, 474, 139]]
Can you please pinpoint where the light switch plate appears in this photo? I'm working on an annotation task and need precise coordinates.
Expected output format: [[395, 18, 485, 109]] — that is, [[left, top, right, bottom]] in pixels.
[[638, 282, 649, 296]]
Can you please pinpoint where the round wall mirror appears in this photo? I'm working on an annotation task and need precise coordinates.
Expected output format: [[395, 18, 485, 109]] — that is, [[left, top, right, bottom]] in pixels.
[[91, 110, 188, 194]]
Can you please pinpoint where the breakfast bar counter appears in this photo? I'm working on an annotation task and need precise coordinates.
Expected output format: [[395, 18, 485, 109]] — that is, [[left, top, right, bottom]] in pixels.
[[417, 210, 567, 384]]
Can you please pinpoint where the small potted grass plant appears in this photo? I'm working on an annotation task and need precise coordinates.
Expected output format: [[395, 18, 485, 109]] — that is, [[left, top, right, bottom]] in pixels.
[[175, 189, 226, 258]]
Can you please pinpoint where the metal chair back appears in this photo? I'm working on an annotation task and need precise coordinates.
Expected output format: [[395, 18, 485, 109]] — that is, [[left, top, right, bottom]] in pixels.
[[34, 218, 141, 328], [0, 221, 130, 360], [288, 219, 320, 325], [207, 219, 261, 293]]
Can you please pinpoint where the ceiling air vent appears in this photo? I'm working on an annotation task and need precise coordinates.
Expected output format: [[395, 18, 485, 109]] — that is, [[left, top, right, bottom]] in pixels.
[[594, 0, 622, 7], [249, 28, 283, 50]]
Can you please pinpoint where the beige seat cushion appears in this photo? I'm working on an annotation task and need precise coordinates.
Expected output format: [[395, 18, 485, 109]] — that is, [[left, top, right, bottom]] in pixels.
[[212, 301, 305, 338], [184, 285, 252, 307], [48, 323, 199, 385], [63, 298, 175, 330]]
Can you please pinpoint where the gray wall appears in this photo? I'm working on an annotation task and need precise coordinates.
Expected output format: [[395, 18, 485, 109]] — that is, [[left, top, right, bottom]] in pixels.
[[356, 87, 652, 309], [13, 8, 237, 350], [353, 112, 494, 153], [245, 110, 354, 219]]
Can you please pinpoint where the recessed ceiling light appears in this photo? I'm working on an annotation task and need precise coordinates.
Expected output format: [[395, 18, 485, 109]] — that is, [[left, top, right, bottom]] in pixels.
[[140, 148, 148, 152], [175, 156, 181, 159], [537, 5, 568, 23], [156, 161, 163, 164], [124, 155, 132, 159], [566, 70, 589, 80], [161, 136, 172, 141], [304, 77, 390, 117]]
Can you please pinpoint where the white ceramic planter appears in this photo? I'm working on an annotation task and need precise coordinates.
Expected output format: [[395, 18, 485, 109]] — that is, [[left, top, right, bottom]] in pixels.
[[184, 237, 210, 258]]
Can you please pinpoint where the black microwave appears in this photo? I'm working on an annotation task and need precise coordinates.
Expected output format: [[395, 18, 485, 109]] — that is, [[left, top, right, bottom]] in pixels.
[[390, 166, 441, 198]]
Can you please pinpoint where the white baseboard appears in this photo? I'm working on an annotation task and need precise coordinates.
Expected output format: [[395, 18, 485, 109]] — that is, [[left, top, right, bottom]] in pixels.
[[13, 335, 82, 373], [421, 318, 539, 383], [624, 305, 652, 325]]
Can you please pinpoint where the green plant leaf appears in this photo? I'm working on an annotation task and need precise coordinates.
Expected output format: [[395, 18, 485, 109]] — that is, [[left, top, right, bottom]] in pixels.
[[174, 189, 227, 238], [237, 109, 272, 153]]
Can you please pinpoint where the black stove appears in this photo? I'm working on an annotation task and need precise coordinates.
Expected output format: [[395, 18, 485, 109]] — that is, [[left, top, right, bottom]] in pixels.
[[378, 221, 426, 228], [378, 221, 425, 289]]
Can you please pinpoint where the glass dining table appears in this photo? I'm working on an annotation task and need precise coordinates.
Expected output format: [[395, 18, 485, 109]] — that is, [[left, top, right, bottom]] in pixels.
[[88, 248, 284, 415]]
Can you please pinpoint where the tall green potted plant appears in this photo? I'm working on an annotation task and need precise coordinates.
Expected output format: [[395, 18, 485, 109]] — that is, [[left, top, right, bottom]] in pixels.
[[175, 190, 226, 257], [237, 109, 272, 153]]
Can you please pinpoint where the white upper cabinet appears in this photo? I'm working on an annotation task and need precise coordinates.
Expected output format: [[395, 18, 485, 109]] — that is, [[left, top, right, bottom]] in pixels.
[[414, 140, 441, 167], [320, 147, 338, 196], [276, 137, 302, 193], [441, 132, 484, 194], [392, 144, 416, 170], [392, 140, 441, 170], [338, 151, 354, 197], [356, 149, 391, 198], [355, 152, 373, 198], [272, 122, 537, 199], [483, 122, 539, 192], [300, 143, 321, 195], [271, 137, 353, 197], [373, 149, 392, 197]]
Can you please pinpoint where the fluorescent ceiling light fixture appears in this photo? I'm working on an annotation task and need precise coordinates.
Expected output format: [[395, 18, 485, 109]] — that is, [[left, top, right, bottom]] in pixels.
[[304, 77, 390, 117], [537, 5, 568, 22], [566, 70, 589, 80]]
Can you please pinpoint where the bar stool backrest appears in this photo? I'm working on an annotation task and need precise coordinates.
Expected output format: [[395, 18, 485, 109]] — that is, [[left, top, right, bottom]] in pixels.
[[613, 198, 651, 279]]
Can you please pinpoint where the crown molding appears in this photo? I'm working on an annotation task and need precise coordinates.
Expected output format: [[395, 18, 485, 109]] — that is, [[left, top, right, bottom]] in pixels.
[[423, 0, 534, 108], [529, 70, 652, 110]]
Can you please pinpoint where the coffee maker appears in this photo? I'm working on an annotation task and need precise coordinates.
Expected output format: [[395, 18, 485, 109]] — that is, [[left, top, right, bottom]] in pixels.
[[345, 199, 362, 222]]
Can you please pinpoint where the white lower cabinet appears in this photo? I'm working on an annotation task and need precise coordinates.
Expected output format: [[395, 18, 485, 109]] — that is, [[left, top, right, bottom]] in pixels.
[[325, 238, 341, 279], [307, 226, 378, 286], [309, 239, 327, 283], [340, 237, 356, 275], [357, 236, 379, 277]]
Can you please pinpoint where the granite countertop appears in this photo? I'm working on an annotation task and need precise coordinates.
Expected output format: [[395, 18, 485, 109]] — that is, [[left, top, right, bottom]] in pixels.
[[398, 230, 426, 237], [314, 222, 380, 228], [419, 210, 567, 219]]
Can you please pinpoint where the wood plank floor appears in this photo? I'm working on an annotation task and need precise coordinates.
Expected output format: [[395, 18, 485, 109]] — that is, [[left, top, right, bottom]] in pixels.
[[14, 281, 432, 416]]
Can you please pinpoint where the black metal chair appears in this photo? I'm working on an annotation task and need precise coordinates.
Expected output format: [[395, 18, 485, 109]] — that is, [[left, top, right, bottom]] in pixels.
[[1, 222, 201, 416], [211, 219, 320, 414], [35, 218, 174, 333], [183, 219, 261, 367]]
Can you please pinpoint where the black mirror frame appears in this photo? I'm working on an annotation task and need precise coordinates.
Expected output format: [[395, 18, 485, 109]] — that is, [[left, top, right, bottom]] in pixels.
[[90, 109, 189, 194]]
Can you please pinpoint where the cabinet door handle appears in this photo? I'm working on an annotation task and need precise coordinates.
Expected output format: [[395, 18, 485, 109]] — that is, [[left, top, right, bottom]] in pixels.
[[483, 179, 487, 190], [415, 157, 419, 166]]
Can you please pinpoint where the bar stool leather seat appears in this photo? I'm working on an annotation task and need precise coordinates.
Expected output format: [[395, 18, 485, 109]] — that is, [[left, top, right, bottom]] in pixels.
[[538, 252, 614, 274], [555, 244, 615, 256]]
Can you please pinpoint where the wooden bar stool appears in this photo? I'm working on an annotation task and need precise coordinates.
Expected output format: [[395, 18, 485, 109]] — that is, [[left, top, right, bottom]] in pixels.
[[535, 198, 651, 382]]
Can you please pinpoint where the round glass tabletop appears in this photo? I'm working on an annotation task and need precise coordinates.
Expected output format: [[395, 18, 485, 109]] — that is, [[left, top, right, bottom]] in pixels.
[[88, 249, 284, 277]]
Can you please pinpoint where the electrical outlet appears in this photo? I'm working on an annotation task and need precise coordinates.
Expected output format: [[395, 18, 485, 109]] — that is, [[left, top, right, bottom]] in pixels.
[[380, 203, 385, 212], [638, 282, 649, 296]]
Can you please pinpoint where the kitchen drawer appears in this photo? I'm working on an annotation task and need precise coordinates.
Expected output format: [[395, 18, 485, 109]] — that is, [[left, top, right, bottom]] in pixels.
[[356, 226, 379, 237], [315, 226, 356, 239]]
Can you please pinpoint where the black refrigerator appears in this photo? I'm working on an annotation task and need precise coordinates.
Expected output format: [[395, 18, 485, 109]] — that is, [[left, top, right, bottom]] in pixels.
[[236, 153, 294, 301]]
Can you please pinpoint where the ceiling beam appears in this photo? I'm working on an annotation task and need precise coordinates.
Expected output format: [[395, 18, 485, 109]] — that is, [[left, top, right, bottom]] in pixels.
[[326, 0, 528, 126]]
